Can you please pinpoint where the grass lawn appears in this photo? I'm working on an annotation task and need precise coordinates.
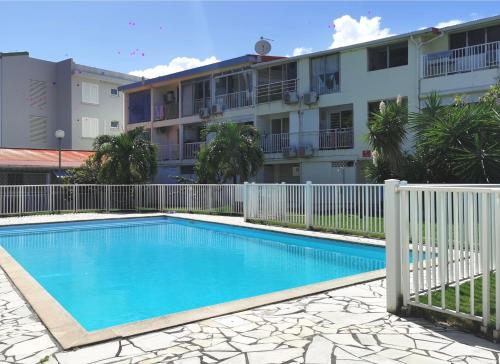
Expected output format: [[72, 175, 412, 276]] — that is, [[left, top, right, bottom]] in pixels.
[[419, 272, 496, 326], [248, 214, 385, 239]]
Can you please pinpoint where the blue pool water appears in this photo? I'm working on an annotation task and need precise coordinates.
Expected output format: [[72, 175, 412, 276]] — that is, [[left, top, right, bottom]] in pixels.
[[0, 217, 385, 331]]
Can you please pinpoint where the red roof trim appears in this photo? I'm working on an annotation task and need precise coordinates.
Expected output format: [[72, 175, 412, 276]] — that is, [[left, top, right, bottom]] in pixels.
[[0, 148, 93, 169]]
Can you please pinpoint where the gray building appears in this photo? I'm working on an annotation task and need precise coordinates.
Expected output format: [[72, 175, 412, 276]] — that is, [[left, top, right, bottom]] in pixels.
[[0, 52, 141, 150]]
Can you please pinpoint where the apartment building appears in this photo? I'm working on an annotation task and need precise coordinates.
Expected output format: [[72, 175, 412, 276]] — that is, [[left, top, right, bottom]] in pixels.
[[119, 15, 500, 184], [0, 52, 140, 151]]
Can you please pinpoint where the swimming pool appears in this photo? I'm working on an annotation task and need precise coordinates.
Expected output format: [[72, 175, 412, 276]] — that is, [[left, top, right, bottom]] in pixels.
[[0, 217, 385, 332]]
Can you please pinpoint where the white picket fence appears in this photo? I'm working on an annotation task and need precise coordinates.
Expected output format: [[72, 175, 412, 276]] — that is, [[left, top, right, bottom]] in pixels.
[[243, 182, 384, 236], [0, 184, 244, 216], [385, 180, 500, 333]]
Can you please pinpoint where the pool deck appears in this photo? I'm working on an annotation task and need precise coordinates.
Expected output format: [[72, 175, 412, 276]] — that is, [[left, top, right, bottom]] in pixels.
[[0, 213, 499, 363]]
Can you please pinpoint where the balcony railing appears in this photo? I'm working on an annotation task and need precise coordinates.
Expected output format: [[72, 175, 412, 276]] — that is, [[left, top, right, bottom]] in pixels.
[[215, 90, 253, 110], [194, 98, 211, 114], [256, 79, 297, 104], [156, 144, 179, 161], [260, 128, 354, 155], [318, 128, 354, 150], [261, 133, 290, 153], [154, 104, 179, 121], [184, 142, 206, 159], [422, 41, 500, 78]]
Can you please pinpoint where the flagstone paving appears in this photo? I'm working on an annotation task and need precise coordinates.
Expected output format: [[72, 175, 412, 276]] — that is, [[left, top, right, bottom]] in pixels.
[[1, 267, 500, 364]]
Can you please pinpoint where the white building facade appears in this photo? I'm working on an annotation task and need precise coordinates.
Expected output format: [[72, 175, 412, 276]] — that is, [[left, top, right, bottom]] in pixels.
[[119, 16, 500, 184], [0, 52, 140, 151]]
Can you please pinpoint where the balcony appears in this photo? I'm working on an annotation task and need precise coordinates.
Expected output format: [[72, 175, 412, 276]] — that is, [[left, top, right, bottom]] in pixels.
[[215, 90, 253, 110], [154, 103, 179, 121], [194, 98, 211, 115], [156, 144, 179, 161], [260, 128, 353, 155], [422, 41, 499, 78], [256, 79, 297, 104], [184, 142, 206, 159], [318, 128, 353, 150], [261, 133, 290, 153]]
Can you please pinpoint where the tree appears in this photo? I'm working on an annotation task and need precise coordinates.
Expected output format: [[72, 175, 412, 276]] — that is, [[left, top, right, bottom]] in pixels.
[[365, 96, 408, 182], [89, 127, 157, 184], [195, 123, 264, 183], [65, 156, 101, 184], [410, 95, 500, 183]]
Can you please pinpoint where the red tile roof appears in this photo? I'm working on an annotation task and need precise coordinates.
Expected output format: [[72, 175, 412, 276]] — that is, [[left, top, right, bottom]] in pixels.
[[0, 148, 93, 169]]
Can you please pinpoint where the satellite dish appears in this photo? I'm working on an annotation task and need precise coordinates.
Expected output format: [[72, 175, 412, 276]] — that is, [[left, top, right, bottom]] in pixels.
[[255, 38, 272, 56]]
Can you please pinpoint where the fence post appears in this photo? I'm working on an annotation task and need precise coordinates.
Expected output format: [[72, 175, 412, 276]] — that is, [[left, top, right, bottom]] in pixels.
[[48, 185, 53, 213], [481, 193, 491, 332], [73, 185, 78, 212], [305, 181, 313, 229], [243, 182, 249, 221], [106, 185, 110, 212], [495, 191, 500, 339], [384, 179, 404, 314], [19, 186, 24, 215]]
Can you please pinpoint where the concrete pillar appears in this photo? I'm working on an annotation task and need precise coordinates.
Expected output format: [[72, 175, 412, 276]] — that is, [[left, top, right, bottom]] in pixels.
[[179, 124, 184, 160]]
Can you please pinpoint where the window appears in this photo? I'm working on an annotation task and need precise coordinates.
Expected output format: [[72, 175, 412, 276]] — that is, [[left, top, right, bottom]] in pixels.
[[110, 120, 120, 129], [329, 110, 353, 129], [368, 42, 408, 71], [311, 54, 340, 94], [257, 62, 297, 85], [449, 26, 500, 49], [182, 78, 210, 116], [257, 62, 297, 103], [82, 117, 99, 138], [271, 118, 289, 134], [82, 82, 99, 104], [110, 88, 119, 96]]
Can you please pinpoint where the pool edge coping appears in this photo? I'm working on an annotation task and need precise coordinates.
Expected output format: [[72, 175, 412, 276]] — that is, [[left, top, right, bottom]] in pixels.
[[0, 213, 387, 350]]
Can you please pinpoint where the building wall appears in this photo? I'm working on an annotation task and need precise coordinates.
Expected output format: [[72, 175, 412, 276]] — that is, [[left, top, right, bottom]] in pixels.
[[0, 53, 139, 151], [123, 18, 500, 184], [71, 73, 127, 150], [0, 53, 62, 149]]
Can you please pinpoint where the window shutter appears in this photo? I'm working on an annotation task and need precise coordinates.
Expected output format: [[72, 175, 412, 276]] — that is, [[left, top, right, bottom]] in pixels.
[[82, 82, 99, 104], [82, 117, 99, 138]]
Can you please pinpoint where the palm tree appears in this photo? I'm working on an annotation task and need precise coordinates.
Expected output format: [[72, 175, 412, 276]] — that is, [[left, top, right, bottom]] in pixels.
[[410, 95, 500, 183], [93, 127, 157, 184], [365, 97, 408, 181], [195, 123, 264, 183]]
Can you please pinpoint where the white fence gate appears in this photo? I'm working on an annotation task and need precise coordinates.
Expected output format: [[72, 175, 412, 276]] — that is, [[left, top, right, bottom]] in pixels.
[[385, 180, 500, 334]]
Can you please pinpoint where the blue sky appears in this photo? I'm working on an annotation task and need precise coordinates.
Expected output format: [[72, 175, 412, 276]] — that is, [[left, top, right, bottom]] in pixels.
[[0, 1, 499, 77]]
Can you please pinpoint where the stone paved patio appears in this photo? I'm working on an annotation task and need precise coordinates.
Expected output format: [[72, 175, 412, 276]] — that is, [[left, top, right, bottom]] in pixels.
[[1, 213, 499, 363], [2, 269, 499, 364]]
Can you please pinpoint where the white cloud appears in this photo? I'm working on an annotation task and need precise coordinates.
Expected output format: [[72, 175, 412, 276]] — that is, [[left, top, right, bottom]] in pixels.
[[330, 15, 394, 49], [292, 47, 312, 56], [129, 56, 219, 79], [435, 19, 463, 28]]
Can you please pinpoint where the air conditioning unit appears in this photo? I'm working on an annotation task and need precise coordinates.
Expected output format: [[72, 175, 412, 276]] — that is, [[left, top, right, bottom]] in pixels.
[[283, 91, 299, 104], [283, 146, 297, 158], [199, 107, 211, 119], [211, 103, 224, 114], [297, 145, 314, 158], [303, 91, 318, 105]]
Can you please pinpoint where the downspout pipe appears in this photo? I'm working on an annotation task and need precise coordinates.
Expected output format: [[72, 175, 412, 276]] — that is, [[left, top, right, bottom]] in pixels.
[[410, 28, 445, 109]]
